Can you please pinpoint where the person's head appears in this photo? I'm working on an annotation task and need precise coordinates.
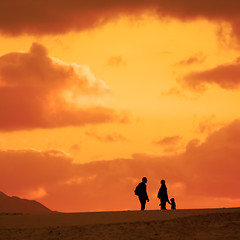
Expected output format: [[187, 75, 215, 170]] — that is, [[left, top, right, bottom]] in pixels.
[[170, 198, 175, 203], [142, 177, 147, 183], [161, 179, 165, 185]]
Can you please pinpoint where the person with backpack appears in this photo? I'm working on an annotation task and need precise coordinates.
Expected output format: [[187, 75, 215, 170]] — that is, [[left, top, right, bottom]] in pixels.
[[134, 177, 149, 210]]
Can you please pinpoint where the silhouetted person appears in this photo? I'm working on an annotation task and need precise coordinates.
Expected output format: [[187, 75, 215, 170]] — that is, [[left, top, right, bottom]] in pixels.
[[169, 198, 176, 210], [134, 177, 149, 210], [157, 179, 170, 210]]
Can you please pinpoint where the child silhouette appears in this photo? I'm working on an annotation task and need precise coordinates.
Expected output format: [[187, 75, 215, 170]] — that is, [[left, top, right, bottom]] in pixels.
[[170, 198, 176, 210]]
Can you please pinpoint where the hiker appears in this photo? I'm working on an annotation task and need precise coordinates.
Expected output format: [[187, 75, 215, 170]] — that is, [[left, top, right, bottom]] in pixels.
[[157, 179, 170, 210], [134, 177, 149, 210]]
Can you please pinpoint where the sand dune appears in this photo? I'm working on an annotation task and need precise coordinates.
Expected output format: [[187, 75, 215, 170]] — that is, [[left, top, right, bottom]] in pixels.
[[0, 192, 52, 214], [0, 208, 239, 239]]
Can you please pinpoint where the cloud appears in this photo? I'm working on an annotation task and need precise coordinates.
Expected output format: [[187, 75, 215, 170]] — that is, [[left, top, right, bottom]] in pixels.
[[154, 135, 184, 154], [182, 120, 240, 199], [154, 135, 182, 146], [161, 87, 201, 100], [69, 144, 81, 151], [175, 53, 206, 66], [1, 120, 240, 211], [181, 59, 240, 91], [193, 115, 225, 135], [107, 56, 126, 67], [85, 129, 126, 142], [0, 43, 126, 131], [162, 87, 185, 98], [0, 149, 73, 196], [1, 0, 240, 40]]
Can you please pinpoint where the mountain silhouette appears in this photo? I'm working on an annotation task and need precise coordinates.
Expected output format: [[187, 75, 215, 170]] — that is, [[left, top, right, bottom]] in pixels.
[[0, 192, 52, 214]]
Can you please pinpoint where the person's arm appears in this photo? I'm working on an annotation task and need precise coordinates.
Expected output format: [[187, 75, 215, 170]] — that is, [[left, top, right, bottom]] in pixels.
[[145, 185, 149, 201], [157, 188, 161, 199], [146, 193, 149, 201], [166, 192, 170, 204]]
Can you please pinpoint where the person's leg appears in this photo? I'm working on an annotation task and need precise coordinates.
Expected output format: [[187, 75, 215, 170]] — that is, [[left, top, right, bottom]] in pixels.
[[141, 199, 146, 210], [139, 198, 146, 210], [161, 200, 167, 210]]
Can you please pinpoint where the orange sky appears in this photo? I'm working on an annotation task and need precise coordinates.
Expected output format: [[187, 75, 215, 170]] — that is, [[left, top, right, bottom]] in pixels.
[[0, 1, 240, 212]]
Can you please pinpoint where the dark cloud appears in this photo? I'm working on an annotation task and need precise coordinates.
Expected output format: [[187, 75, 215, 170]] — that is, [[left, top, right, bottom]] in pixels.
[[181, 59, 240, 91], [1, 0, 240, 40]]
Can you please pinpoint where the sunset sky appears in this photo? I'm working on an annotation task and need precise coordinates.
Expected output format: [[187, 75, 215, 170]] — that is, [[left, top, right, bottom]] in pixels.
[[0, 1, 240, 212]]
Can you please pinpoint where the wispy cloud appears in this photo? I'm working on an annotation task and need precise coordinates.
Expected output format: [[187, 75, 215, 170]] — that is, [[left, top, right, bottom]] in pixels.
[[175, 53, 206, 66], [85, 129, 127, 142], [107, 56, 126, 67]]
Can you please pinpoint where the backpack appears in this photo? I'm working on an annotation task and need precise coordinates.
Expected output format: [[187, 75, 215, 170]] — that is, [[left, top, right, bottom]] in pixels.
[[134, 184, 140, 196]]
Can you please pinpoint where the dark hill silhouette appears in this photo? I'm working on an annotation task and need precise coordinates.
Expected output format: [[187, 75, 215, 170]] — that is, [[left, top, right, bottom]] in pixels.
[[0, 192, 52, 214]]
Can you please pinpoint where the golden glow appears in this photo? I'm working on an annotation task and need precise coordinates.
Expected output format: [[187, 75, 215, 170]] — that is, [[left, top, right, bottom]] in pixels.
[[1, 14, 240, 211]]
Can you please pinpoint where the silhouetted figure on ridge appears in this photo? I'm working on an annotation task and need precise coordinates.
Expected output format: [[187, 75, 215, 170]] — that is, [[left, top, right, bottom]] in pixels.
[[134, 177, 149, 210], [169, 198, 176, 210], [157, 179, 170, 210]]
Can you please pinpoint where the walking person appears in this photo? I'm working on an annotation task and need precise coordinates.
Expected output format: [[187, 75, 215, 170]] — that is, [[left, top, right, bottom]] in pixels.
[[157, 179, 170, 210], [134, 177, 149, 210]]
